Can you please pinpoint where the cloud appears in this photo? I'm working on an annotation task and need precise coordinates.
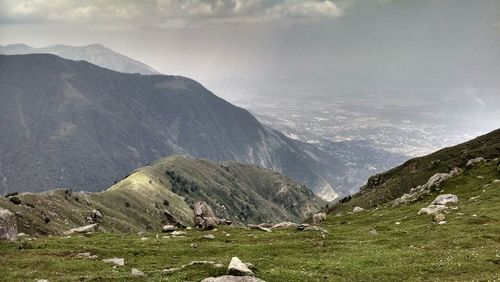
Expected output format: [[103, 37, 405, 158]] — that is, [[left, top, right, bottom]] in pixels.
[[0, 0, 348, 28]]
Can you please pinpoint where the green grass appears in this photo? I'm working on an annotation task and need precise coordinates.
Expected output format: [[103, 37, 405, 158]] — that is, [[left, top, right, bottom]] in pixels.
[[1, 161, 499, 281]]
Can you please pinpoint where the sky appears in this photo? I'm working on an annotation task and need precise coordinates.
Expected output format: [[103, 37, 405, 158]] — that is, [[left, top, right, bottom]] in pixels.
[[1, 0, 500, 102]]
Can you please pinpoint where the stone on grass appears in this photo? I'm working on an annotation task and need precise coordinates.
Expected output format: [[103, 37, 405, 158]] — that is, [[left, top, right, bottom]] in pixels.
[[0, 208, 18, 241], [431, 194, 459, 205], [172, 231, 186, 236], [202, 276, 265, 282], [467, 157, 485, 167], [247, 224, 272, 233], [162, 225, 177, 232], [433, 213, 446, 223], [102, 257, 125, 266], [302, 226, 327, 233], [131, 268, 145, 277], [63, 223, 98, 235], [312, 213, 327, 224], [353, 206, 365, 213], [228, 257, 254, 276], [194, 201, 220, 230], [271, 222, 298, 230], [202, 234, 215, 240], [418, 205, 447, 215]]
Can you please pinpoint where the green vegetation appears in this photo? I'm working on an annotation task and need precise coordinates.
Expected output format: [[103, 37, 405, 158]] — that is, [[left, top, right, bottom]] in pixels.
[[1, 160, 498, 281], [0, 156, 324, 236]]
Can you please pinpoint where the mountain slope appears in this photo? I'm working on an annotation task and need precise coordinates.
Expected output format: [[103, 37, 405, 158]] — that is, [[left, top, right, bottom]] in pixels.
[[0, 54, 344, 199], [0, 43, 159, 75], [330, 128, 500, 212], [0, 156, 324, 236]]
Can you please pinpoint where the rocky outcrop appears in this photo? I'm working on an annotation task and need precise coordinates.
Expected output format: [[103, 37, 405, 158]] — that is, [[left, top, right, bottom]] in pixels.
[[418, 194, 459, 215], [393, 168, 462, 207], [352, 206, 365, 213], [271, 222, 298, 230], [467, 157, 485, 167], [312, 213, 327, 224], [0, 208, 18, 241], [194, 201, 219, 230]]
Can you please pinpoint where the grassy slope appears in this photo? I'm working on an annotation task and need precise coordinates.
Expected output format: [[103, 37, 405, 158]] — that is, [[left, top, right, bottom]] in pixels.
[[1, 160, 498, 281], [0, 156, 324, 235], [332, 128, 500, 213]]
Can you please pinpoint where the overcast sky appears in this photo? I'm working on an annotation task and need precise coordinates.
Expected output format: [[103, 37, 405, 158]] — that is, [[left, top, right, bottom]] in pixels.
[[1, 0, 500, 101]]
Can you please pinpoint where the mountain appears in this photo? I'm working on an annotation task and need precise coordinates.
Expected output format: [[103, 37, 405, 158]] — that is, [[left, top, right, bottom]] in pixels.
[[0, 54, 345, 200], [0, 155, 324, 235], [0, 43, 159, 75], [329, 128, 500, 212]]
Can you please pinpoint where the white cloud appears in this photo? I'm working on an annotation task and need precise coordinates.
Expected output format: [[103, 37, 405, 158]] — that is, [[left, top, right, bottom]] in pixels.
[[0, 0, 347, 28]]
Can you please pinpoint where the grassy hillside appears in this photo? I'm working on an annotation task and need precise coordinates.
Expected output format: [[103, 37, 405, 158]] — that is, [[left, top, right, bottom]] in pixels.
[[0, 156, 324, 235], [331, 128, 500, 213], [1, 159, 498, 281]]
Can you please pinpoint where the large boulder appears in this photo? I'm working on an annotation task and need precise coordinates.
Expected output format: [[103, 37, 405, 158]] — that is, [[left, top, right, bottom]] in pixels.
[[418, 205, 447, 215], [194, 201, 219, 230], [227, 257, 254, 276], [0, 208, 18, 241], [467, 157, 485, 167], [312, 213, 327, 224], [431, 194, 459, 206]]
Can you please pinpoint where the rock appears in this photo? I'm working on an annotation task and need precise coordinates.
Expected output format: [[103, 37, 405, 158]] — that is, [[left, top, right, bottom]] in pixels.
[[431, 194, 459, 205], [0, 208, 18, 241], [88, 209, 103, 223], [271, 222, 298, 230], [76, 252, 99, 259], [202, 276, 265, 282], [194, 201, 220, 230], [219, 219, 233, 226], [202, 234, 215, 240], [296, 223, 310, 231], [36, 280, 49, 282], [312, 213, 327, 224], [433, 213, 446, 223], [467, 157, 485, 167], [227, 257, 254, 276], [353, 206, 365, 213], [393, 169, 461, 207], [247, 224, 272, 233], [131, 268, 145, 277], [63, 223, 98, 235], [162, 225, 177, 232], [172, 231, 186, 236], [302, 226, 327, 233], [418, 205, 447, 215], [102, 257, 125, 266]]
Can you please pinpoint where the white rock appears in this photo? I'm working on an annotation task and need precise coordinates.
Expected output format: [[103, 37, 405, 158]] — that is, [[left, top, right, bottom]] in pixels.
[[227, 257, 254, 276], [202, 275, 265, 282], [162, 225, 177, 232], [271, 222, 298, 230], [63, 223, 98, 235], [312, 213, 327, 224], [353, 206, 365, 213], [131, 268, 145, 277], [467, 157, 485, 166], [172, 231, 186, 236], [431, 194, 459, 205], [418, 205, 448, 215], [203, 234, 215, 240], [102, 257, 125, 266]]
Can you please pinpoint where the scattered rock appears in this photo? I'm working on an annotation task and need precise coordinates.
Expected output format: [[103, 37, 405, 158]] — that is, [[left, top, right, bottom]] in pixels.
[[63, 223, 98, 235], [162, 261, 220, 274], [76, 252, 99, 259], [228, 257, 254, 276], [0, 208, 18, 241], [352, 206, 365, 213], [296, 223, 310, 231], [162, 225, 177, 232], [36, 280, 49, 282], [418, 205, 448, 215], [467, 157, 485, 167], [88, 209, 103, 223], [202, 234, 215, 240], [302, 226, 327, 233], [271, 222, 298, 230], [102, 257, 125, 266], [393, 169, 461, 207], [202, 276, 265, 282], [131, 268, 145, 277], [248, 224, 272, 233], [433, 213, 446, 223], [431, 194, 459, 205], [194, 201, 220, 230], [219, 219, 233, 226], [469, 196, 480, 201], [312, 213, 327, 224], [369, 229, 378, 235], [172, 230, 186, 236]]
